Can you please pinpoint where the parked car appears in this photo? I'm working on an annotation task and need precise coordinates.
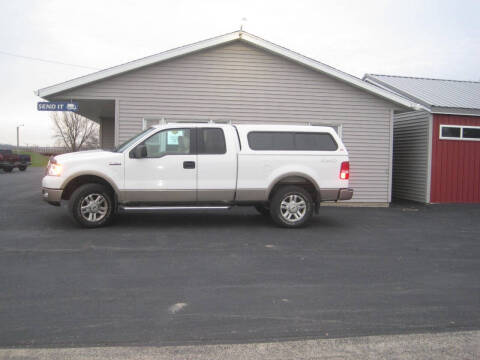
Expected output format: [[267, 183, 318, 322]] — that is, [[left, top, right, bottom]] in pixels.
[[42, 123, 353, 228], [0, 149, 31, 172]]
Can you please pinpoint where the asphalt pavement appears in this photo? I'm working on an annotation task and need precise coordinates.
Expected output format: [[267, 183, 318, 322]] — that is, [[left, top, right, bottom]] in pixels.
[[0, 167, 479, 348]]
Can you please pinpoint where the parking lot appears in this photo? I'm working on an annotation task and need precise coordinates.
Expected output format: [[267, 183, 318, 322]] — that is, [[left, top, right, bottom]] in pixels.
[[0, 167, 479, 348]]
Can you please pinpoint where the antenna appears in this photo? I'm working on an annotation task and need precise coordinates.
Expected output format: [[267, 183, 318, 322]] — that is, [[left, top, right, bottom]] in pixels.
[[240, 17, 247, 31]]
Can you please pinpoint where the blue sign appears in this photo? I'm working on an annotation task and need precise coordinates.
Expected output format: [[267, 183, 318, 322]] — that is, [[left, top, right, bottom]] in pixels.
[[37, 102, 79, 111]]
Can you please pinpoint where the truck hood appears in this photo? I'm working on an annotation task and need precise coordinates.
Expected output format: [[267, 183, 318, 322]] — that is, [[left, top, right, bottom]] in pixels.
[[54, 150, 121, 164]]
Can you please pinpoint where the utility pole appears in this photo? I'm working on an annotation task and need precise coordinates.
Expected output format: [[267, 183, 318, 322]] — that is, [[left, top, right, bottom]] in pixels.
[[16, 124, 24, 152]]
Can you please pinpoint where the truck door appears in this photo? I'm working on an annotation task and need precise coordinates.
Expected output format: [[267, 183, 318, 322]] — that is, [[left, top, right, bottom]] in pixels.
[[124, 127, 197, 202], [196, 127, 237, 202]]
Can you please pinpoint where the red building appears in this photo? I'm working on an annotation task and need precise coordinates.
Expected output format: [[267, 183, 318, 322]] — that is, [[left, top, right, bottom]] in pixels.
[[365, 75, 480, 203]]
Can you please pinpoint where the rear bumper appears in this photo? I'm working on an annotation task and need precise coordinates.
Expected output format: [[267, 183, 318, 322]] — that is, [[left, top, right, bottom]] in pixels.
[[42, 188, 63, 206], [338, 188, 354, 201], [319, 188, 354, 201]]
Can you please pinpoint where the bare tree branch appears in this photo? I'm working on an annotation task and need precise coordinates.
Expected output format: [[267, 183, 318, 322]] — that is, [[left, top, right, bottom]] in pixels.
[[51, 112, 99, 152]]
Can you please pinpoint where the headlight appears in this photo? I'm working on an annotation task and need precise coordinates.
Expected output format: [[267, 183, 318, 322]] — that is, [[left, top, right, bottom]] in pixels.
[[47, 162, 63, 176]]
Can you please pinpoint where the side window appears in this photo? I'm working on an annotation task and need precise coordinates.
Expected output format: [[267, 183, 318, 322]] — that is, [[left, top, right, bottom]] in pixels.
[[295, 133, 338, 151], [197, 128, 226, 154], [463, 127, 480, 139], [441, 126, 461, 139], [440, 125, 480, 140], [247, 132, 295, 150], [247, 132, 274, 150], [248, 131, 337, 151], [143, 128, 191, 158]]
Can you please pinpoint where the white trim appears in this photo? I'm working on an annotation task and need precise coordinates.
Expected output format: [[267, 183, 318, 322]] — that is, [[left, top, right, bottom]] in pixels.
[[387, 109, 394, 203], [36, 31, 420, 109], [114, 99, 119, 146], [431, 110, 480, 117], [439, 124, 480, 141], [426, 113, 433, 204]]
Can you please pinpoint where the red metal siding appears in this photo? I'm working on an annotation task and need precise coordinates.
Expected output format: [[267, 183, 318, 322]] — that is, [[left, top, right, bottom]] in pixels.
[[430, 114, 480, 203]]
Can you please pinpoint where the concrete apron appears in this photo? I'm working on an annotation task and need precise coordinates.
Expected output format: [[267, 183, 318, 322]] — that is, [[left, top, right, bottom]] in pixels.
[[1, 330, 479, 360]]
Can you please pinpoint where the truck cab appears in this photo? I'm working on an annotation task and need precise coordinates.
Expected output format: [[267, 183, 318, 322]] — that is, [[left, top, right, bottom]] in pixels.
[[42, 123, 352, 228]]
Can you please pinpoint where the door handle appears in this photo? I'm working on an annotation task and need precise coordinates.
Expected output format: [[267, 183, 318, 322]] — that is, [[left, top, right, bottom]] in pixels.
[[183, 161, 195, 169]]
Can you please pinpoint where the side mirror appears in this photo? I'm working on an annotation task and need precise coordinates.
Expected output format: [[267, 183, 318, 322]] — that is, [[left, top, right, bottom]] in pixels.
[[130, 144, 147, 159]]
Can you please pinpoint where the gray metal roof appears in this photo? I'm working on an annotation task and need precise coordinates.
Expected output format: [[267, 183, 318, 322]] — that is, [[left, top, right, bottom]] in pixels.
[[364, 74, 480, 110]]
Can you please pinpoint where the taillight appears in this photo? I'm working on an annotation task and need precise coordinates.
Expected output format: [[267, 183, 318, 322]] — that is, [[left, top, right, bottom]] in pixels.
[[340, 161, 349, 180]]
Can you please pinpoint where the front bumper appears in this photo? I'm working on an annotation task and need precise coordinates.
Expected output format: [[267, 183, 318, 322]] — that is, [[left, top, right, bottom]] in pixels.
[[42, 188, 63, 206]]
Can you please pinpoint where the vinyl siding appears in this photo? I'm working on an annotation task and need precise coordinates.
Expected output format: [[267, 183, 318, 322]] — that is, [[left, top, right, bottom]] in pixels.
[[392, 111, 431, 203], [53, 40, 402, 203]]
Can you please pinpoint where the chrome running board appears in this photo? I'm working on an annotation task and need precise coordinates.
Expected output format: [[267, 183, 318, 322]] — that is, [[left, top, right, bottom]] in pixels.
[[119, 205, 231, 212]]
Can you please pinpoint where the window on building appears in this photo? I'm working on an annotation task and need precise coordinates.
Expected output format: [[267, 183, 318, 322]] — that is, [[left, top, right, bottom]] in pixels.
[[441, 126, 461, 139], [463, 127, 480, 139], [248, 132, 338, 151], [197, 128, 227, 154], [143, 128, 191, 157], [440, 125, 480, 141]]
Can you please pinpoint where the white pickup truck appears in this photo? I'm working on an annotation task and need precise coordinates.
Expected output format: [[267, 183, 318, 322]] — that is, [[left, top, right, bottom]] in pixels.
[[42, 123, 353, 228]]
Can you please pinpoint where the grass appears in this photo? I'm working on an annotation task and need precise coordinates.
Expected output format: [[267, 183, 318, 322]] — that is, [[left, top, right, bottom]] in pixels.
[[16, 151, 49, 167]]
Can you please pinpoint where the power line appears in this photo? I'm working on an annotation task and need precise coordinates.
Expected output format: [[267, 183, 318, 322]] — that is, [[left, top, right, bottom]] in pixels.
[[0, 50, 99, 70]]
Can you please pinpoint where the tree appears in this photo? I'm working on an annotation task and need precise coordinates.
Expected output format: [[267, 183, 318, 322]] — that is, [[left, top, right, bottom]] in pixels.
[[52, 112, 99, 152]]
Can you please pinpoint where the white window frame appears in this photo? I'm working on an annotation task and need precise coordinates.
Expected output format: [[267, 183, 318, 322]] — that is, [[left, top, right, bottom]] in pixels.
[[439, 124, 480, 142]]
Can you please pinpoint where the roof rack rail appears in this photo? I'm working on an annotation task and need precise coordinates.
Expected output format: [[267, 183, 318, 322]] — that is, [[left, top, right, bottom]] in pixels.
[[142, 117, 232, 129]]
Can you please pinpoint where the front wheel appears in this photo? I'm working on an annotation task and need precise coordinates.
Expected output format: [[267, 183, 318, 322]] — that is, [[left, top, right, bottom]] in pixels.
[[19, 166, 26, 171], [270, 186, 313, 228], [69, 183, 114, 228], [3, 166, 13, 173]]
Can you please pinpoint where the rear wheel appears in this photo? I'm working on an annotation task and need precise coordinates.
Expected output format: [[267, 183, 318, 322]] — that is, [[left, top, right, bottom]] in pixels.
[[69, 183, 114, 228], [3, 166, 13, 173], [19, 166, 26, 171], [270, 185, 313, 228]]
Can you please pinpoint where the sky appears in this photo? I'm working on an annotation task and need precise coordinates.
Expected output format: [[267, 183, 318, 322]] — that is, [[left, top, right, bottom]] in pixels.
[[0, 0, 479, 146]]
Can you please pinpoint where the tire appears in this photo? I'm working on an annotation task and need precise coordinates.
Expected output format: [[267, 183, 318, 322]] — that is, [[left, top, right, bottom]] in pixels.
[[68, 183, 115, 228], [254, 204, 270, 216], [3, 166, 13, 173], [19, 166, 26, 171], [269, 185, 313, 228]]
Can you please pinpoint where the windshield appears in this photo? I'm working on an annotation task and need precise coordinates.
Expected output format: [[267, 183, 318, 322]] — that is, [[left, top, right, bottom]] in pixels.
[[115, 127, 156, 153]]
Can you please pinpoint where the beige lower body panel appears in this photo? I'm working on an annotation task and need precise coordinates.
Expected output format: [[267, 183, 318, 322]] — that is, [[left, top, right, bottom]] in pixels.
[[119, 188, 353, 204], [120, 190, 196, 203], [197, 189, 235, 202], [121, 189, 236, 203], [235, 189, 268, 202]]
